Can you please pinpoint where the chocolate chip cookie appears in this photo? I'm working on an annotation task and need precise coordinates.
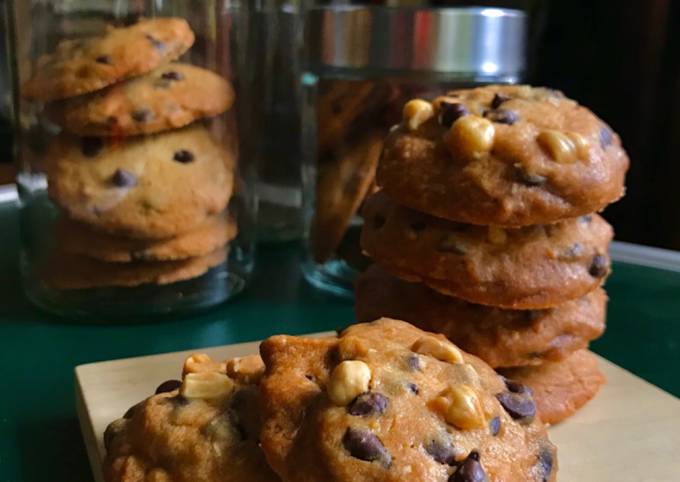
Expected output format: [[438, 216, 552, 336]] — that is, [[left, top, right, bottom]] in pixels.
[[49, 63, 234, 137], [311, 130, 383, 263], [378, 85, 629, 226], [355, 265, 607, 368], [46, 125, 234, 239], [499, 349, 605, 425], [56, 213, 236, 262], [361, 191, 613, 309], [104, 353, 278, 482], [45, 247, 226, 289], [23, 17, 195, 102], [259, 318, 557, 482]]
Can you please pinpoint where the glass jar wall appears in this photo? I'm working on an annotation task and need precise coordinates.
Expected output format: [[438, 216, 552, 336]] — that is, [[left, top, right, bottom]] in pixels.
[[10, 0, 254, 317], [300, 7, 527, 297]]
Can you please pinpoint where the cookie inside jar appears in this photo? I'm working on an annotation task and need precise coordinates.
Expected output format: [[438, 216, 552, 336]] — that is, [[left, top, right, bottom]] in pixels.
[[12, 3, 255, 318]]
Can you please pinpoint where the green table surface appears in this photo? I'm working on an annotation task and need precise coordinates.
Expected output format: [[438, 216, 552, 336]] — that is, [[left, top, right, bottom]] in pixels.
[[1, 201, 679, 482]]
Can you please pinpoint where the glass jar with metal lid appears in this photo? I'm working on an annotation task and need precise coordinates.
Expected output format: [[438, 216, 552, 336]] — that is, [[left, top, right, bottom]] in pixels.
[[301, 6, 527, 296], [9, 0, 255, 317]]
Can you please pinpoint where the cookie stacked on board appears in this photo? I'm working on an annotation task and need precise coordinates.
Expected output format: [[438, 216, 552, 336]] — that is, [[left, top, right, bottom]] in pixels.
[[356, 85, 629, 424], [104, 318, 558, 482], [23, 18, 236, 289]]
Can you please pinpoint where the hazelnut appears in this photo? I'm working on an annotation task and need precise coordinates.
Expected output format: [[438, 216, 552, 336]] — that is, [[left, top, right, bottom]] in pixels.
[[328, 360, 372, 406], [226, 355, 265, 384], [182, 353, 223, 376], [180, 372, 234, 400], [537, 130, 590, 163], [412, 336, 464, 364], [403, 99, 434, 131], [445, 115, 495, 161], [433, 384, 486, 430]]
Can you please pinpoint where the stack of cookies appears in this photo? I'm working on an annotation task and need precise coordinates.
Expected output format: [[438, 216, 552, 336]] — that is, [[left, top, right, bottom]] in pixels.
[[104, 318, 558, 481], [356, 85, 629, 424], [22, 17, 237, 289]]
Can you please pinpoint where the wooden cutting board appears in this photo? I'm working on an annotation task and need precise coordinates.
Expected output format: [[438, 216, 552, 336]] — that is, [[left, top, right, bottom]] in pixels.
[[76, 336, 680, 482]]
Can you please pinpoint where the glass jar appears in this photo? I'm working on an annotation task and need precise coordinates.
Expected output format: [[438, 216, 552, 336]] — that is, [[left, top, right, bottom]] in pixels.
[[10, 0, 255, 317], [301, 6, 527, 297]]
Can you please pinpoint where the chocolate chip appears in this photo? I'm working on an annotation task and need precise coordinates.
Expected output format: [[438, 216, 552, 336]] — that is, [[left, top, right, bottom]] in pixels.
[[342, 427, 391, 466], [425, 439, 457, 465], [123, 401, 143, 419], [95, 55, 111, 64], [145, 33, 165, 51], [161, 70, 185, 81], [348, 392, 388, 416], [81, 137, 103, 157], [491, 93, 510, 109], [406, 382, 419, 395], [489, 416, 501, 436], [173, 149, 194, 164], [439, 102, 469, 127], [538, 448, 554, 481], [503, 378, 534, 396], [484, 108, 519, 125], [438, 234, 466, 254], [450, 451, 488, 482], [111, 169, 137, 188], [373, 214, 386, 229], [131, 108, 153, 123], [407, 354, 421, 371], [496, 391, 536, 423], [589, 254, 608, 277], [599, 127, 613, 148], [155, 379, 182, 394], [515, 166, 546, 186]]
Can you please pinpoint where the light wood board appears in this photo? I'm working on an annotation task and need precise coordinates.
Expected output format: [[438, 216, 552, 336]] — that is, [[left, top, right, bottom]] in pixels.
[[76, 336, 680, 482]]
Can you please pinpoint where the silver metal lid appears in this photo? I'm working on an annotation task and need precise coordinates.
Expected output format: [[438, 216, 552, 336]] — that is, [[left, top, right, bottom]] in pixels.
[[305, 6, 526, 80]]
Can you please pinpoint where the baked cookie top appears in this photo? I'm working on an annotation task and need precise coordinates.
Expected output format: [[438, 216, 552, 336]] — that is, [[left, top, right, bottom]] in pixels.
[[259, 318, 557, 482], [23, 18, 195, 101], [56, 213, 236, 262], [378, 85, 629, 226], [104, 353, 278, 482], [46, 125, 234, 239], [355, 264, 607, 368], [361, 191, 613, 309], [49, 63, 234, 137], [499, 349, 605, 425]]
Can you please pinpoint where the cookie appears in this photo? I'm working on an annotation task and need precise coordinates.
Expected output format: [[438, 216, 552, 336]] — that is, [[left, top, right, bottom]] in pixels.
[[49, 63, 234, 137], [56, 213, 236, 262], [499, 349, 605, 425], [23, 17, 195, 101], [46, 125, 234, 239], [259, 318, 557, 482], [104, 353, 278, 482], [311, 131, 383, 263], [45, 247, 226, 289], [361, 191, 613, 309], [355, 265, 607, 368], [378, 85, 629, 226]]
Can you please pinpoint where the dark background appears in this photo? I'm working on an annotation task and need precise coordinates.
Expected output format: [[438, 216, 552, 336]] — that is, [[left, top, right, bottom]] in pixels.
[[1, 0, 679, 249]]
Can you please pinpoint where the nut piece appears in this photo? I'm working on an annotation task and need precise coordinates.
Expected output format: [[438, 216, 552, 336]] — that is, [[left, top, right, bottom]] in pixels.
[[412, 336, 464, 364], [487, 226, 507, 245], [433, 384, 486, 430], [445, 115, 495, 161], [226, 354, 265, 384], [180, 372, 234, 400], [183, 353, 224, 376], [537, 129, 590, 163], [403, 99, 434, 131], [328, 360, 372, 406]]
